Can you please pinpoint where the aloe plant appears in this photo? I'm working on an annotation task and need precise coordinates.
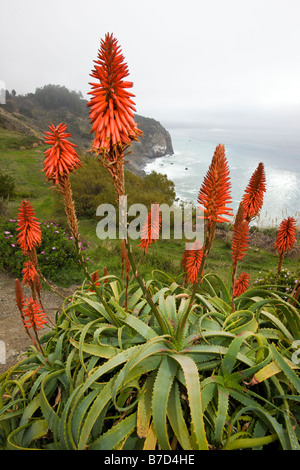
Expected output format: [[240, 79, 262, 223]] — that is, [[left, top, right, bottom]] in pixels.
[[1, 273, 300, 450]]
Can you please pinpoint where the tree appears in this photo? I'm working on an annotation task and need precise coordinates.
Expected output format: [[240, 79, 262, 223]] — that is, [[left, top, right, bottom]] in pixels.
[[0, 170, 15, 200]]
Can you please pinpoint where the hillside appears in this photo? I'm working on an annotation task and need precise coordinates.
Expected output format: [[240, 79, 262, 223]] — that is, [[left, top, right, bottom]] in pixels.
[[0, 85, 173, 175]]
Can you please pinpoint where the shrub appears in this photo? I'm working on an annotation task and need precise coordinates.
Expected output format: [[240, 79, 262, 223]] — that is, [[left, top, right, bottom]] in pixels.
[[254, 268, 299, 298], [0, 170, 15, 200], [0, 218, 89, 284], [64, 157, 176, 219]]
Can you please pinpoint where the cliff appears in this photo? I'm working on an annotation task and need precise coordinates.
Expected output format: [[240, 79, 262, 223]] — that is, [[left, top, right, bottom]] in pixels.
[[0, 86, 174, 174], [126, 114, 174, 174]]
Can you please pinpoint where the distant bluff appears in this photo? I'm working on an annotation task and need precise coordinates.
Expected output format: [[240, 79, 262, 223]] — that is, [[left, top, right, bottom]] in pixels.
[[0, 85, 174, 175]]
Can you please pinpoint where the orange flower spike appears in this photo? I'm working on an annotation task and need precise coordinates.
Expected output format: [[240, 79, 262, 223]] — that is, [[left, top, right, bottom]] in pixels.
[[15, 278, 25, 313], [22, 298, 47, 330], [231, 205, 250, 264], [22, 260, 38, 286], [234, 272, 250, 297], [17, 200, 42, 255], [242, 162, 266, 222], [44, 122, 81, 185], [185, 241, 203, 284], [88, 33, 142, 153], [274, 217, 297, 255], [198, 144, 233, 225], [138, 204, 161, 254]]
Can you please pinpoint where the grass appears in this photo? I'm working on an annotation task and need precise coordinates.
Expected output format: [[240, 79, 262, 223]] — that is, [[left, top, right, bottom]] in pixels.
[[1, 127, 299, 288]]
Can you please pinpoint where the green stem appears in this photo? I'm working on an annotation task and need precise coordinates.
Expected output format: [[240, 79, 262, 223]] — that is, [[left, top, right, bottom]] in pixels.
[[178, 221, 216, 343], [124, 238, 169, 334]]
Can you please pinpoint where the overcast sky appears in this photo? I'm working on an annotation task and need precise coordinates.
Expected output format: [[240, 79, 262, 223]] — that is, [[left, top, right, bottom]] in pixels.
[[1, 0, 300, 128]]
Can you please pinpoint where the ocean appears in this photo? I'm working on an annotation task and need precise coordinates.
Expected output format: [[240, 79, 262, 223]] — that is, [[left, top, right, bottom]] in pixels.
[[144, 126, 300, 227]]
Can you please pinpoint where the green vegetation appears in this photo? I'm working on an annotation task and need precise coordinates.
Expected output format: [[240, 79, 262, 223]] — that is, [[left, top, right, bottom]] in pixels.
[[0, 128, 299, 289], [1, 270, 300, 450], [0, 219, 85, 285], [1, 101, 300, 450]]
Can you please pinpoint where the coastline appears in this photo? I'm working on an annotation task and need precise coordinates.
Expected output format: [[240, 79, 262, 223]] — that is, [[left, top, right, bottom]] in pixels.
[[143, 127, 300, 229]]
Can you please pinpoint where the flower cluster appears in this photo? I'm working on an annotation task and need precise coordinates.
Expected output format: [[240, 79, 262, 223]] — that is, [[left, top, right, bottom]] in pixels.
[[43, 123, 82, 185], [242, 162, 266, 222], [88, 33, 142, 154], [17, 200, 41, 256], [138, 204, 161, 254], [274, 216, 297, 255], [15, 279, 47, 332], [198, 144, 233, 225], [233, 272, 250, 297]]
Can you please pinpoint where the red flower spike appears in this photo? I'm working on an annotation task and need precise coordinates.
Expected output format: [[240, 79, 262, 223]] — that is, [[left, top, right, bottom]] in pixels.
[[17, 200, 42, 255], [103, 266, 109, 284], [274, 217, 297, 255], [88, 33, 142, 153], [22, 259, 38, 286], [231, 203, 250, 264], [44, 122, 82, 185], [22, 298, 47, 330], [185, 241, 203, 284], [138, 204, 161, 254], [198, 144, 233, 225], [234, 272, 250, 297], [242, 163, 266, 222]]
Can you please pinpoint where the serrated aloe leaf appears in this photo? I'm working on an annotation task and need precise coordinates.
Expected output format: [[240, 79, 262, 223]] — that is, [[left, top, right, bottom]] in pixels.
[[120, 311, 157, 340], [69, 337, 117, 359], [223, 310, 258, 335], [7, 419, 48, 450], [167, 380, 192, 450], [88, 412, 137, 450], [78, 376, 116, 449], [215, 385, 229, 445], [40, 369, 64, 436], [228, 392, 290, 449], [137, 374, 156, 438], [225, 433, 278, 450], [251, 359, 299, 385], [143, 421, 157, 450], [111, 337, 168, 408], [152, 355, 178, 450], [171, 354, 208, 450], [260, 310, 294, 341], [221, 331, 255, 375], [270, 344, 300, 394]]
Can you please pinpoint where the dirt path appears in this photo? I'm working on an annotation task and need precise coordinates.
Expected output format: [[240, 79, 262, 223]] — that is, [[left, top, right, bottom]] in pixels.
[[0, 271, 77, 374]]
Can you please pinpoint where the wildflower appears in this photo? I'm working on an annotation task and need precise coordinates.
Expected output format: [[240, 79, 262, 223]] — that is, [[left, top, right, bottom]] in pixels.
[[22, 259, 38, 286], [88, 33, 142, 154], [103, 266, 109, 284], [52, 247, 56, 250], [90, 270, 100, 292], [234, 272, 250, 297], [185, 241, 203, 284], [121, 238, 131, 278], [138, 204, 161, 253], [17, 200, 42, 255], [43, 123, 82, 186], [274, 216, 297, 255], [274, 216, 297, 274], [231, 202, 250, 264], [11, 244, 15, 247], [198, 144, 233, 226], [4, 231, 10, 234], [231, 202, 250, 309], [242, 162, 266, 222], [21, 298, 47, 330]]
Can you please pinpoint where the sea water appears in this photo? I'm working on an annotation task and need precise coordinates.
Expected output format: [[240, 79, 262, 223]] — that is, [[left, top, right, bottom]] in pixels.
[[144, 126, 300, 227]]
